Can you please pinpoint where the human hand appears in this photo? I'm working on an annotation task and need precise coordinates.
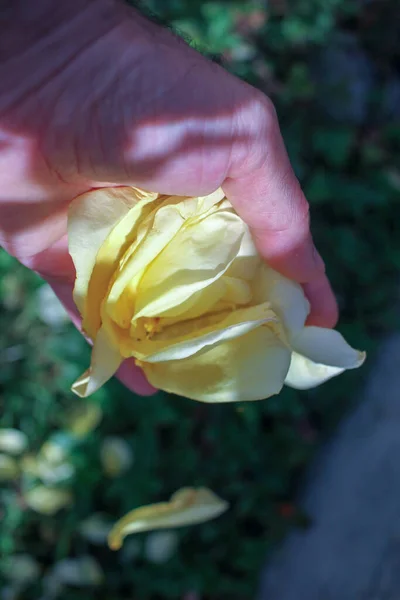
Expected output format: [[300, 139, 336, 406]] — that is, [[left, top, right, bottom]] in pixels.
[[0, 0, 338, 394]]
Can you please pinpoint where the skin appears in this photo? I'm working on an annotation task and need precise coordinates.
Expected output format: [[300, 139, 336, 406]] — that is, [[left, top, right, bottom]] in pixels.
[[0, 0, 338, 395]]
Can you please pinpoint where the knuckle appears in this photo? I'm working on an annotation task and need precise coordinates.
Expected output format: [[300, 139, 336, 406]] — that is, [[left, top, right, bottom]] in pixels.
[[272, 169, 310, 232], [252, 92, 279, 141], [230, 90, 279, 175], [268, 192, 310, 234], [259, 94, 278, 126]]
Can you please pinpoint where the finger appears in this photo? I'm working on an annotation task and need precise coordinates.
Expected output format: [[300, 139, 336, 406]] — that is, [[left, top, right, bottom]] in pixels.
[[116, 359, 157, 397], [21, 234, 76, 282], [223, 97, 338, 327], [303, 277, 339, 328]]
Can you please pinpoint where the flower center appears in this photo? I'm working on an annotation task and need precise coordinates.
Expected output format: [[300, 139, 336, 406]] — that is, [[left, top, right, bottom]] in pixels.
[[143, 317, 163, 339]]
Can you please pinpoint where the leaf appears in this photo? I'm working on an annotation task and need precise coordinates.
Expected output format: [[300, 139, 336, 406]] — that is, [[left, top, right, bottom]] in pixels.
[[108, 487, 228, 550], [312, 128, 355, 168]]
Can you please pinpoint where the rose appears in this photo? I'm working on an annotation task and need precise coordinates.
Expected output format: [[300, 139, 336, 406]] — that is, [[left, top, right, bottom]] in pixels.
[[68, 186, 365, 402]]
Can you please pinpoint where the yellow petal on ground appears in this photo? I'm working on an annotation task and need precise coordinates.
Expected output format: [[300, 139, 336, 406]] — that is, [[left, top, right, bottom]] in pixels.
[[0, 428, 28, 456], [108, 487, 228, 551], [141, 326, 291, 403], [24, 486, 72, 515], [0, 453, 19, 481], [100, 437, 134, 477], [65, 402, 103, 437], [68, 187, 144, 316], [71, 327, 122, 398]]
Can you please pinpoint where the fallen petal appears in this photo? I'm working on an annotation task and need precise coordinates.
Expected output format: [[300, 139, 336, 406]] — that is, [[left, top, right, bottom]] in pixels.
[[108, 487, 228, 550], [0, 428, 28, 456], [24, 486, 72, 515], [0, 453, 19, 481]]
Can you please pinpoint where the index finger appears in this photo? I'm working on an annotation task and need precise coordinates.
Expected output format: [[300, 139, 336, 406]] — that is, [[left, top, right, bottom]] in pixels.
[[223, 98, 338, 328]]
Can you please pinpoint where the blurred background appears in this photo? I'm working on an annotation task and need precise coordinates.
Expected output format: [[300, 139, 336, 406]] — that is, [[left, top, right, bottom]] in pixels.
[[1, 0, 400, 598]]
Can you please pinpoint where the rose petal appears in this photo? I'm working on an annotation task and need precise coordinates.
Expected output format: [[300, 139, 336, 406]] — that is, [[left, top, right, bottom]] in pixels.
[[65, 402, 102, 437], [224, 225, 260, 282], [284, 353, 346, 389], [24, 486, 72, 515], [141, 326, 291, 403], [0, 428, 28, 456], [291, 326, 366, 369], [103, 203, 188, 330], [72, 327, 122, 398], [108, 487, 228, 550], [100, 436, 134, 477], [133, 211, 245, 321], [68, 187, 138, 314], [137, 303, 278, 363], [0, 454, 19, 481], [253, 262, 310, 334], [285, 326, 366, 390], [68, 187, 158, 338], [104, 193, 235, 332]]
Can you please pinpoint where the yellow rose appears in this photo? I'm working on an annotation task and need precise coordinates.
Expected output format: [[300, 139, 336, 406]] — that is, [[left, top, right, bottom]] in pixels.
[[68, 187, 365, 402]]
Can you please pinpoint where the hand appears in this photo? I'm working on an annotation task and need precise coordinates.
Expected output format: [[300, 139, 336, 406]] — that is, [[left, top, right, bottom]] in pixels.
[[0, 0, 338, 394]]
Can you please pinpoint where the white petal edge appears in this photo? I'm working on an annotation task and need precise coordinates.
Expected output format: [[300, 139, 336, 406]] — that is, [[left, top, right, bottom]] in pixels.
[[284, 352, 347, 389], [290, 326, 366, 369], [253, 263, 310, 334]]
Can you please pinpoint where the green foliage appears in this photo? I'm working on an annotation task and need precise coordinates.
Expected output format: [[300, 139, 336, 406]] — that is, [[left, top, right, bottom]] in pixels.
[[1, 0, 400, 598]]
